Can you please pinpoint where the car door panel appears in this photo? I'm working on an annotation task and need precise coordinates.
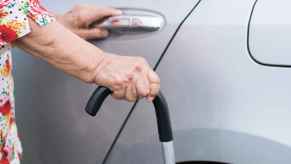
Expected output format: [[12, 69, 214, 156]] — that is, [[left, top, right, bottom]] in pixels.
[[158, 0, 291, 163], [106, 0, 291, 163], [14, 0, 200, 164], [248, 0, 291, 67]]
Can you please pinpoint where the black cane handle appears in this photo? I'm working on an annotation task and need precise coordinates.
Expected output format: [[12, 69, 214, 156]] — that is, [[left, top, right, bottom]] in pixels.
[[85, 86, 173, 142]]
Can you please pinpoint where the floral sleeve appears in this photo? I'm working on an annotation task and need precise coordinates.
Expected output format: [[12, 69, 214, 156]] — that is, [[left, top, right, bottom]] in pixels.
[[0, 0, 55, 46], [0, 1, 55, 162]]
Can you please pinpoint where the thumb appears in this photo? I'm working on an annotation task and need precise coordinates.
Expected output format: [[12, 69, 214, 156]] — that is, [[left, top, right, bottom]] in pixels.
[[77, 28, 109, 40], [97, 7, 122, 17]]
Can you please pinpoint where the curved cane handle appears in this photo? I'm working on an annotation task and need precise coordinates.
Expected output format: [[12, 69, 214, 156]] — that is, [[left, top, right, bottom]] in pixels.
[[85, 86, 173, 142]]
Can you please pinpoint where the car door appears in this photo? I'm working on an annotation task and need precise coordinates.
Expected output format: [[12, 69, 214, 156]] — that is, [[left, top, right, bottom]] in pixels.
[[13, 0, 201, 164], [248, 0, 291, 67], [105, 0, 291, 164]]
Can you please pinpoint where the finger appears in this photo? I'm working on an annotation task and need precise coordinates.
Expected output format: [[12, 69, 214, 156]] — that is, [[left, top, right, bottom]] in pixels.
[[97, 7, 122, 16], [134, 70, 150, 98], [111, 78, 127, 99], [147, 71, 160, 97], [149, 82, 160, 96], [147, 83, 160, 101], [125, 83, 137, 102], [88, 7, 122, 24], [148, 71, 160, 86], [112, 87, 126, 100], [78, 28, 109, 40]]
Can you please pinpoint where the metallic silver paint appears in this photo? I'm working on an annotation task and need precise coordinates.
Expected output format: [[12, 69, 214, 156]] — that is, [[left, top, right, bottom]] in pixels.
[[14, 0, 291, 163], [13, 0, 198, 164], [106, 0, 291, 163], [249, 0, 291, 66]]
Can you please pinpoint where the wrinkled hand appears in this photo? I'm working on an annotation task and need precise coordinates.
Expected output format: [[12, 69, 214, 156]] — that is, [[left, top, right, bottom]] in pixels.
[[57, 5, 122, 40], [95, 53, 160, 102], [56, 5, 160, 101]]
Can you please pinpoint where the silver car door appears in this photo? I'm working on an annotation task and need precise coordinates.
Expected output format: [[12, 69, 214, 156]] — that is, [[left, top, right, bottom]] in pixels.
[[106, 0, 291, 164], [13, 0, 201, 164], [248, 0, 291, 67]]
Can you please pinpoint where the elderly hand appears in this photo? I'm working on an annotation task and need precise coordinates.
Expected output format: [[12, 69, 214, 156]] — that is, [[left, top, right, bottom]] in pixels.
[[55, 5, 160, 101], [57, 5, 122, 40], [95, 53, 160, 102], [17, 16, 160, 102]]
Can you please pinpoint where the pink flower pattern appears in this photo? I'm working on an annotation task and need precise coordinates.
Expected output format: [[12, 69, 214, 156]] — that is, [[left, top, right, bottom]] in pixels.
[[0, 0, 55, 163]]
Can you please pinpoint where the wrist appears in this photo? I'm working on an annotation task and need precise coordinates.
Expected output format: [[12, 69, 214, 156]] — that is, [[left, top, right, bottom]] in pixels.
[[68, 45, 106, 84], [92, 51, 108, 84]]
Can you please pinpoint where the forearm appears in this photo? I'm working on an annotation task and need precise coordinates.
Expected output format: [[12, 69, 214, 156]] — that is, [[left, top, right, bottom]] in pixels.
[[15, 19, 104, 83]]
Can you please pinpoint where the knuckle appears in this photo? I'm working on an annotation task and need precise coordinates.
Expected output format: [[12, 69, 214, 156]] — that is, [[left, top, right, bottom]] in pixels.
[[73, 4, 85, 11], [133, 62, 143, 72], [126, 72, 134, 81], [133, 58, 147, 72], [71, 11, 83, 24]]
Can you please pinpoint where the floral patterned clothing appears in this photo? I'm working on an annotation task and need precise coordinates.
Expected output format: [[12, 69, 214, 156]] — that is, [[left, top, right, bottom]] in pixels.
[[0, 0, 54, 163]]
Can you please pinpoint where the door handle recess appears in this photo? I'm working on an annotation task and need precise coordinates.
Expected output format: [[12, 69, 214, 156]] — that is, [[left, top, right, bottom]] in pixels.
[[96, 8, 166, 34]]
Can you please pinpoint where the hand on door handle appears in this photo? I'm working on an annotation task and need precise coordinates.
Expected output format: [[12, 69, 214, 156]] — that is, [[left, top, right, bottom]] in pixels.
[[94, 8, 166, 34], [99, 15, 164, 32]]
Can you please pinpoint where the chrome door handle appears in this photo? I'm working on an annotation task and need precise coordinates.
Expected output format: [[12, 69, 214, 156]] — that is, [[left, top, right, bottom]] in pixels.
[[96, 8, 166, 34], [99, 15, 164, 32]]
